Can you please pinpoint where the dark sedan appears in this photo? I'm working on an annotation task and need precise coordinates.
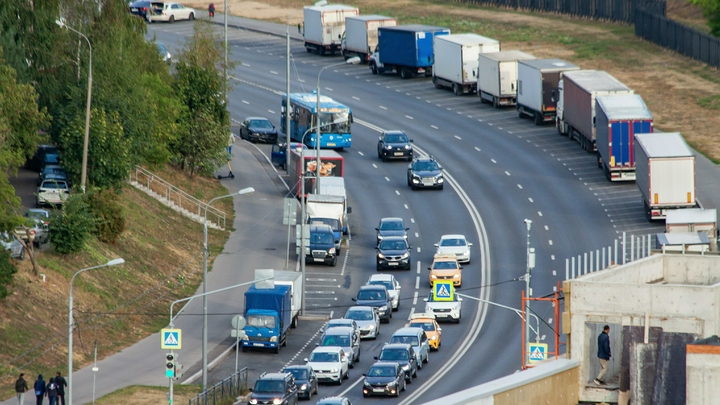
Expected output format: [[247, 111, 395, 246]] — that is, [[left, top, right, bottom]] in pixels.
[[128, 1, 152, 20], [376, 236, 411, 270], [377, 130, 413, 161], [362, 362, 406, 397], [282, 365, 318, 400], [352, 285, 392, 323], [407, 156, 444, 190], [239, 117, 278, 144], [375, 217, 408, 245]]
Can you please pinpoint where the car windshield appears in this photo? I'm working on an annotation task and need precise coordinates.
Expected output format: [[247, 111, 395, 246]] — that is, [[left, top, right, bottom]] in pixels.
[[286, 369, 307, 380], [411, 321, 435, 332], [379, 221, 404, 231], [413, 161, 439, 171], [40, 181, 67, 189], [379, 240, 407, 250], [309, 218, 340, 232], [433, 261, 458, 270], [26, 211, 49, 220], [379, 349, 408, 361], [357, 290, 385, 301], [247, 314, 276, 328], [369, 366, 395, 377], [369, 280, 394, 291], [311, 232, 334, 244], [321, 335, 350, 346], [385, 134, 408, 143], [440, 238, 466, 247], [310, 352, 338, 362], [253, 380, 284, 393], [345, 310, 372, 321], [249, 120, 273, 128], [390, 335, 419, 346]]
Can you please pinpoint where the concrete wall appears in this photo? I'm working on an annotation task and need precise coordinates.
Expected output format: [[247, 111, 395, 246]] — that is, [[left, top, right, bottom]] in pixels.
[[686, 337, 720, 405]]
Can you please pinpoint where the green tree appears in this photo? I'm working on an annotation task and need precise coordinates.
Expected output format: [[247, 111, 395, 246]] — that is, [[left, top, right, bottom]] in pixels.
[[689, 0, 720, 37], [49, 194, 97, 254], [173, 107, 229, 177], [0, 249, 18, 299]]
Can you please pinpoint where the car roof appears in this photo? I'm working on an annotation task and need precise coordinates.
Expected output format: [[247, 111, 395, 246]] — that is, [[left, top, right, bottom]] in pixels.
[[328, 318, 354, 324], [440, 234, 466, 240], [383, 130, 406, 136], [380, 217, 403, 223], [368, 274, 394, 282], [258, 372, 291, 380], [346, 305, 374, 312], [433, 254, 458, 261], [283, 365, 311, 371], [359, 284, 387, 291], [370, 361, 400, 368], [382, 343, 412, 350], [392, 327, 424, 336], [323, 326, 354, 336], [378, 236, 407, 242], [410, 312, 436, 320], [27, 209, 49, 215], [312, 346, 343, 354], [245, 116, 271, 121], [413, 156, 436, 162]]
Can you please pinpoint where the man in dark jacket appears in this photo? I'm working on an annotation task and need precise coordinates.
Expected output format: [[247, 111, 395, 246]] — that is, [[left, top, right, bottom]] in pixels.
[[33, 374, 45, 405], [54, 372, 67, 405], [594, 325, 611, 385], [15, 373, 28, 404]]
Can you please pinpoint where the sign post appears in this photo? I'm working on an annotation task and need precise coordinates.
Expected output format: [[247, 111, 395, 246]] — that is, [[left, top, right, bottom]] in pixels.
[[161, 329, 181, 404], [283, 197, 297, 269], [528, 342, 548, 364]]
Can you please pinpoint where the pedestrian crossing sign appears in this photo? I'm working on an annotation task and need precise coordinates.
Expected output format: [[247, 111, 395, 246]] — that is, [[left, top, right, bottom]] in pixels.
[[528, 342, 548, 363], [432, 281, 454, 301], [161, 328, 182, 349]]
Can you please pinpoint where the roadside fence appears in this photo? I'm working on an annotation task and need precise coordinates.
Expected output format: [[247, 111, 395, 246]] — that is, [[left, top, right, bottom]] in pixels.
[[565, 232, 655, 279], [188, 367, 248, 405]]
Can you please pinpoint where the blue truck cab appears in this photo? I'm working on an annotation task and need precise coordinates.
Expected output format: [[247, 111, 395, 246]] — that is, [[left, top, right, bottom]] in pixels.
[[305, 224, 338, 266], [242, 284, 292, 353]]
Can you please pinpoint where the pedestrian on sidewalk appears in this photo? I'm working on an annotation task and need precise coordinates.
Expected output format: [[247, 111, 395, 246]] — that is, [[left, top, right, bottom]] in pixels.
[[53, 372, 67, 405], [33, 374, 45, 405], [208, 3, 215, 18], [15, 373, 28, 405], [594, 325, 611, 385], [45, 378, 57, 405]]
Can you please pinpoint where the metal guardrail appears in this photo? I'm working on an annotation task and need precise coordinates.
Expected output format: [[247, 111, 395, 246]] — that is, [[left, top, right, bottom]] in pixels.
[[189, 367, 248, 405], [129, 166, 226, 229]]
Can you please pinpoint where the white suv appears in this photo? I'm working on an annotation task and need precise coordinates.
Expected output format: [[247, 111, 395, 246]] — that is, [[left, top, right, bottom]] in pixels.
[[304, 346, 349, 384], [36, 179, 69, 207]]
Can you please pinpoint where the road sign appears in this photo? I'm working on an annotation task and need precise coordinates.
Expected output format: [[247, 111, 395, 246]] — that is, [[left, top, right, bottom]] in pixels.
[[528, 342, 548, 364], [161, 329, 182, 349], [432, 281, 454, 301]]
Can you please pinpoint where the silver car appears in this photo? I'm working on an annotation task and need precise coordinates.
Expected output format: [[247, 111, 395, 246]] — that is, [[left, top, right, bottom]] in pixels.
[[322, 318, 360, 343], [1, 232, 25, 260], [317, 326, 360, 368], [344, 306, 380, 340], [367, 274, 401, 311]]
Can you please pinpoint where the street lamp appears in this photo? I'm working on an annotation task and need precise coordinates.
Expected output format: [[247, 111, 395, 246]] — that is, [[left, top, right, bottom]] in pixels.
[[201, 187, 255, 391], [523, 219, 535, 365], [314, 56, 361, 192], [68, 258, 125, 405], [56, 19, 92, 194]]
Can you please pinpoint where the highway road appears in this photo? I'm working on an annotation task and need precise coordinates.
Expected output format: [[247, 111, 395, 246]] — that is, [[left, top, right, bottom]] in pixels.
[[144, 18, 667, 403]]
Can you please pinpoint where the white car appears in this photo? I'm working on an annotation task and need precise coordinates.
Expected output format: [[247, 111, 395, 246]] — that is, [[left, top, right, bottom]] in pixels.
[[424, 292, 462, 323], [344, 306, 380, 339], [322, 318, 360, 343], [36, 179, 70, 207], [148, 2, 195, 23], [367, 274, 401, 311], [434, 234, 473, 263], [304, 346, 349, 384], [1, 232, 25, 260]]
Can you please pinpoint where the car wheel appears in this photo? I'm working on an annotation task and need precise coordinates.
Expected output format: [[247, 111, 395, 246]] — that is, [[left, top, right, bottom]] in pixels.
[[189, 12, 194, 20], [400, 68, 411, 79], [417, 359, 422, 370], [19, 248, 25, 261], [344, 370, 349, 380], [412, 368, 417, 378], [370, 63, 378, 75], [438, 184, 444, 190], [169, 15, 175, 23], [406, 372, 412, 384], [241, 346, 247, 352], [424, 352, 429, 364], [329, 256, 337, 266], [349, 361, 354, 369]]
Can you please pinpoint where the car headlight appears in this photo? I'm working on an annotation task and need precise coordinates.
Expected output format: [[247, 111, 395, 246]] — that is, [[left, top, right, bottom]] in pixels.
[[453, 273, 460, 278], [329, 248, 336, 255], [401, 252, 410, 259], [380, 305, 388, 311], [464, 250, 470, 256], [273, 399, 283, 405], [430, 335, 437, 340], [377, 253, 385, 259], [249, 399, 258, 405], [330, 368, 339, 373], [386, 145, 393, 150], [401, 364, 410, 370], [242, 335, 249, 341], [377, 235, 384, 240], [300, 384, 308, 390], [364, 381, 372, 387], [430, 274, 437, 279], [366, 324, 375, 330], [270, 336, 278, 342], [405, 144, 411, 149], [437, 177, 444, 183], [403, 234, 408, 238]]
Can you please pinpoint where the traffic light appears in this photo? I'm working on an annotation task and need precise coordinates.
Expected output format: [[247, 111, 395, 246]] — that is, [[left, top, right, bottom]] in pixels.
[[165, 352, 176, 378]]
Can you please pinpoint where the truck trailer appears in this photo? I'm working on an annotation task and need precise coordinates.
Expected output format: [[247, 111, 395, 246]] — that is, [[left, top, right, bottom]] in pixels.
[[288, 149, 345, 198], [306, 193, 351, 250], [516, 59, 579, 125], [369, 24, 450, 79], [595, 94, 653, 182], [432, 33, 500, 95], [477, 50, 536, 108], [556, 70, 634, 152], [634, 132, 697, 221], [241, 284, 292, 353], [341, 15, 397, 63], [271, 270, 303, 329], [302, 4, 358, 55]]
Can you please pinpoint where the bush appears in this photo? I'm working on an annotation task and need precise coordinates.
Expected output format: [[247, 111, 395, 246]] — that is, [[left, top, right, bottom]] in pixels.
[[0, 249, 18, 299], [87, 189, 126, 244], [49, 195, 98, 254]]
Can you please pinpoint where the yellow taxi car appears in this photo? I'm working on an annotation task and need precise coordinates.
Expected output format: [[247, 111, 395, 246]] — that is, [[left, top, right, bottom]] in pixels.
[[428, 254, 462, 287], [407, 313, 442, 351]]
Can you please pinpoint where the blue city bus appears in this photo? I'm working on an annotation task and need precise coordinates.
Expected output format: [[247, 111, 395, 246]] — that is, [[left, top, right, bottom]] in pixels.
[[281, 92, 352, 149]]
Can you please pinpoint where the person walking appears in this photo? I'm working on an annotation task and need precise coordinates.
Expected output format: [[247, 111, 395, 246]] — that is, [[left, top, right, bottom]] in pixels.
[[208, 3, 215, 18], [45, 378, 57, 405], [53, 372, 67, 405], [33, 374, 45, 405], [15, 373, 28, 405], [594, 325, 611, 385]]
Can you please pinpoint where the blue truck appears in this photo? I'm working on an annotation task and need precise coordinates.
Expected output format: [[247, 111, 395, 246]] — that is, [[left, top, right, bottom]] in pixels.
[[369, 24, 450, 79], [241, 284, 292, 353]]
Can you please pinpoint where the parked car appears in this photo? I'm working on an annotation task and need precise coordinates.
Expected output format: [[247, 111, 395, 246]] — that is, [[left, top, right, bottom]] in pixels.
[[147, 2, 196, 23], [361, 361, 406, 397], [407, 156, 443, 190], [377, 130, 413, 161], [37, 165, 67, 186], [271, 142, 307, 169], [434, 234, 473, 263], [1, 232, 25, 260], [374, 343, 418, 382], [375, 217, 408, 245], [376, 236, 411, 270], [343, 306, 380, 340], [281, 365, 318, 400], [15, 209, 50, 247], [407, 313, 442, 350], [36, 179, 70, 208], [352, 285, 392, 323], [317, 326, 360, 368], [389, 327, 430, 368], [247, 372, 298, 405], [305, 346, 349, 384], [366, 274, 401, 311], [128, 0, 152, 20], [239, 117, 279, 144], [26, 145, 59, 172]]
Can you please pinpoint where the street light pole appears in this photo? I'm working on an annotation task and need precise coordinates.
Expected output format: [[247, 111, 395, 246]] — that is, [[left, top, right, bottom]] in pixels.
[[201, 187, 255, 391], [56, 20, 92, 193], [68, 258, 125, 405], [524, 219, 533, 365], [224, 0, 228, 103]]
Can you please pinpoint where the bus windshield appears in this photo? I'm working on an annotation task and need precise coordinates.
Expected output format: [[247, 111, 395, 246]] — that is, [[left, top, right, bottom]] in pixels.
[[316, 112, 350, 134]]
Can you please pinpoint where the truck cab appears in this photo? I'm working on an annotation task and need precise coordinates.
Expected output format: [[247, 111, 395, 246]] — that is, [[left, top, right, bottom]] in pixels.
[[242, 284, 292, 353], [309, 217, 342, 252], [306, 224, 338, 266]]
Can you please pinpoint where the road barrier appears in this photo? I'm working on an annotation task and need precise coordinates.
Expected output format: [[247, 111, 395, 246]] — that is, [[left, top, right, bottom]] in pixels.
[[188, 367, 248, 405]]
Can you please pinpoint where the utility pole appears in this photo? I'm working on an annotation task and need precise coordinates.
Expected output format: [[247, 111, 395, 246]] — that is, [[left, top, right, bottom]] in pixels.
[[524, 219, 535, 365]]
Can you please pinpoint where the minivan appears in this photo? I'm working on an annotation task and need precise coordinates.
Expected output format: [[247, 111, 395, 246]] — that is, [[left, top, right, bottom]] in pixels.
[[304, 224, 338, 266]]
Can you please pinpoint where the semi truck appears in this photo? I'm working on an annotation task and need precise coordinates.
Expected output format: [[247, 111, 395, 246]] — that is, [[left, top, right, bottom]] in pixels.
[[477, 50, 536, 108], [301, 4, 358, 55], [555, 70, 634, 152], [341, 15, 397, 63], [516, 59, 579, 125], [595, 94, 653, 182], [634, 133, 697, 221], [288, 149, 345, 198], [369, 25, 450, 79], [241, 284, 292, 353], [432, 33, 500, 95]]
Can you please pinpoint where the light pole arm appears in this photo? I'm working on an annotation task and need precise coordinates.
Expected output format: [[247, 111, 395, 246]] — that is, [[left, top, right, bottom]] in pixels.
[[457, 293, 541, 341]]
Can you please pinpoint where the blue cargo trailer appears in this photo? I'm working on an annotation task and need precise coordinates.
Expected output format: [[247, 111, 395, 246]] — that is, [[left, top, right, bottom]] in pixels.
[[595, 94, 653, 182], [369, 24, 450, 79], [241, 284, 292, 353]]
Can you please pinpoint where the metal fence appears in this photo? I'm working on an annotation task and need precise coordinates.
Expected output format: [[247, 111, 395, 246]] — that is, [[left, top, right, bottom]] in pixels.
[[453, 0, 665, 23], [189, 367, 248, 405], [635, 9, 720, 69], [565, 232, 655, 279]]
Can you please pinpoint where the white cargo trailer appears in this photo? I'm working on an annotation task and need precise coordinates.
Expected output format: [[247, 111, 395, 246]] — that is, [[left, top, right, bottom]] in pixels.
[[665, 208, 717, 251], [341, 15, 397, 62], [516, 59, 579, 125], [635, 133, 697, 221], [477, 50, 536, 108], [265, 270, 303, 328], [432, 34, 500, 95], [302, 5, 359, 55]]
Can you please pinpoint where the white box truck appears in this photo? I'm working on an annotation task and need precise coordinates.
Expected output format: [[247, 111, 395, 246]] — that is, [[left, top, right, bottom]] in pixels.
[[635, 133, 697, 221], [301, 4, 359, 55], [665, 208, 717, 251], [477, 50, 536, 108], [516, 59, 579, 125], [342, 15, 397, 63], [306, 194, 351, 251], [318, 177, 347, 201], [432, 33, 499, 95], [272, 270, 304, 328]]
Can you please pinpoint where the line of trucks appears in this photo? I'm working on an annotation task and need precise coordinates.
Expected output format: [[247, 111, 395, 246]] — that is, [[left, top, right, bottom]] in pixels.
[[299, 4, 698, 221]]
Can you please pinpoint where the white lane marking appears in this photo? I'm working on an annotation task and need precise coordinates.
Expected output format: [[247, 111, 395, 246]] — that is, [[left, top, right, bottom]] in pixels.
[[549, 240, 553, 246], [337, 376, 364, 397], [414, 232, 419, 238], [491, 159, 497, 164], [325, 87, 333, 91], [545, 225, 549, 231], [551, 255, 555, 260], [410, 218, 415, 223], [413, 291, 418, 305], [538, 211, 543, 217], [358, 151, 364, 156], [395, 190, 400, 195], [385, 176, 390, 182], [431, 125, 438, 129], [380, 106, 387, 110], [267, 110, 275, 114], [298, 79, 305, 83], [270, 70, 278, 75], [404, 204, 409, 209], [352, 96, 360, 100], [406, 115, 414, 120], [242, 100, 249, 104], [517, 184, 523, 189], [415, 276, 420, 289], [528, 197, 534, 203], [553, 270, 557, 276], [454, 135, 462, 140], [505, 171, 511, 176], [474, 147, 481, 152], [416, 247, 421, 253]]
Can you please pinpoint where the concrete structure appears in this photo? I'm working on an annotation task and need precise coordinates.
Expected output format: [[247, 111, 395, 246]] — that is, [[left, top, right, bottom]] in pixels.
[[563, 253, 720, 404], [686, 335, 720, 404]]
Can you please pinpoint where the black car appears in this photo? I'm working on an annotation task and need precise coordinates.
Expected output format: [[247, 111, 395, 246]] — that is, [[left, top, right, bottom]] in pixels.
[[352, 285, 392, 323], [376, 236, 411, 271], [304, 224, 338, 266], [248, 372, 299, 405], [361, 362, 406, 398], [240, 117, 279, 144], [407, 156, 444, 190], [377, 130, 413, 161], [26, 145, 59, 173], [374, 343, 418, 383], [37, 165, 67, 186], [128, 0, 152, 20], [282, 365, 318, 400], [375, 217, 408, 245]]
